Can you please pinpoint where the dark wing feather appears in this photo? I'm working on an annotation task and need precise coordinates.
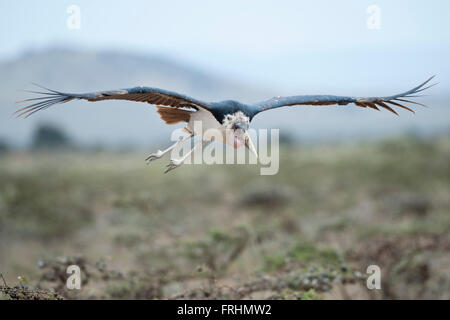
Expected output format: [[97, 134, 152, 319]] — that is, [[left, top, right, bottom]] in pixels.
[[15, 85, 211, 118], [250, 76, 436, 117]]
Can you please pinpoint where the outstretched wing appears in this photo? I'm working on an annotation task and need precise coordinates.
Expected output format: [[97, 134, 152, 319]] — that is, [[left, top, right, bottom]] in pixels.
[[15, 85, 212, 118], [250, 76, 436, 117]]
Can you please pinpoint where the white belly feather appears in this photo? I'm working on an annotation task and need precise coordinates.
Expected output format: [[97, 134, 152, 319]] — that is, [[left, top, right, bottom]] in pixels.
[[186, 109, 227, 143]]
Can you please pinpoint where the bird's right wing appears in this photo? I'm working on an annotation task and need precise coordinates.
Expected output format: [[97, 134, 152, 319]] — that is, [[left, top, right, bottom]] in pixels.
[[250, 76, 436, 117], [15, 85, 212, 118]]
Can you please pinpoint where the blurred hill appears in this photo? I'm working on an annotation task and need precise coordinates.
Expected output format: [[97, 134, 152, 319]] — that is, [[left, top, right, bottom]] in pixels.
[[0, 48, 449, 149], [0, 48, 267, 148]]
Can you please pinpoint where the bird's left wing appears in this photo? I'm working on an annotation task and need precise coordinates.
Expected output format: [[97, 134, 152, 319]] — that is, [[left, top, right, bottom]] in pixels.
[[15, 85, 212, 118], [250, 76, 436, 117]]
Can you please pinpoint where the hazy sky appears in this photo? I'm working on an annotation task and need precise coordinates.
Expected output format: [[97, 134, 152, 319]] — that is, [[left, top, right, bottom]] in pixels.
[[1, 1, 449, 148], [1, 0, 450, 92]]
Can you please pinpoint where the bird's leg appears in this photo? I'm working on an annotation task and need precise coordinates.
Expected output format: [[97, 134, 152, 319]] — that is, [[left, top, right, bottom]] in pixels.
[[146, 133, 194, 163], [164, 140, 211, 174]]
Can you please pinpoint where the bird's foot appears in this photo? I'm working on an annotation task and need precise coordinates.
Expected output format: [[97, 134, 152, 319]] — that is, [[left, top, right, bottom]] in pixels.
[[145, 150, 164, 163], [164, 159, 184, 174]]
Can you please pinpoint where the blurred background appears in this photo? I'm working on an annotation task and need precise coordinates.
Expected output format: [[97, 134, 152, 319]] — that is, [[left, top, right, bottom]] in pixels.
[[0, 0, 449, 300]]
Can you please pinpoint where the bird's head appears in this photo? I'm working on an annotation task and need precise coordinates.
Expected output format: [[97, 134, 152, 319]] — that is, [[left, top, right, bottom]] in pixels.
[[222, 112, 257, 157]]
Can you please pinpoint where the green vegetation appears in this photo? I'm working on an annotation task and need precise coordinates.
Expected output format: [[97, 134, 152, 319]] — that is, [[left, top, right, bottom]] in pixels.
[[0, 135, 449, 299]]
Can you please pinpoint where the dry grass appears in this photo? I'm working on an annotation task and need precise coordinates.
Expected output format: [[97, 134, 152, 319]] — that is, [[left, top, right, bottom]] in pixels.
[[0, 135, 449, 299]]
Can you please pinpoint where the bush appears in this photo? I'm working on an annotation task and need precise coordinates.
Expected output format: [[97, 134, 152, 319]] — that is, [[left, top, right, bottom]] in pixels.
[[31, 124, 71, 150], [0, 139, 10, 154]]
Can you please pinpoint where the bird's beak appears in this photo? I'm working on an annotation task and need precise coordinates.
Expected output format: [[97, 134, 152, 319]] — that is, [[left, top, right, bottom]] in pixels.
[[244, 132, 258, 159]]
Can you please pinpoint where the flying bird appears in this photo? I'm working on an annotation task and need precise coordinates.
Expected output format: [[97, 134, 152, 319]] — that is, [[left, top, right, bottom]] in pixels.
[[16, 76, 436, 173]]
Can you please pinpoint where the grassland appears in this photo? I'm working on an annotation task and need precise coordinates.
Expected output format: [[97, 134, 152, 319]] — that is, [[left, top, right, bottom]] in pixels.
[[0, 135, 449, 299]]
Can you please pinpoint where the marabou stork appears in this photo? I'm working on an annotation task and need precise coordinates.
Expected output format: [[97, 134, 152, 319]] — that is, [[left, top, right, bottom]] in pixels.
[[16, 76, 436, 173]]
